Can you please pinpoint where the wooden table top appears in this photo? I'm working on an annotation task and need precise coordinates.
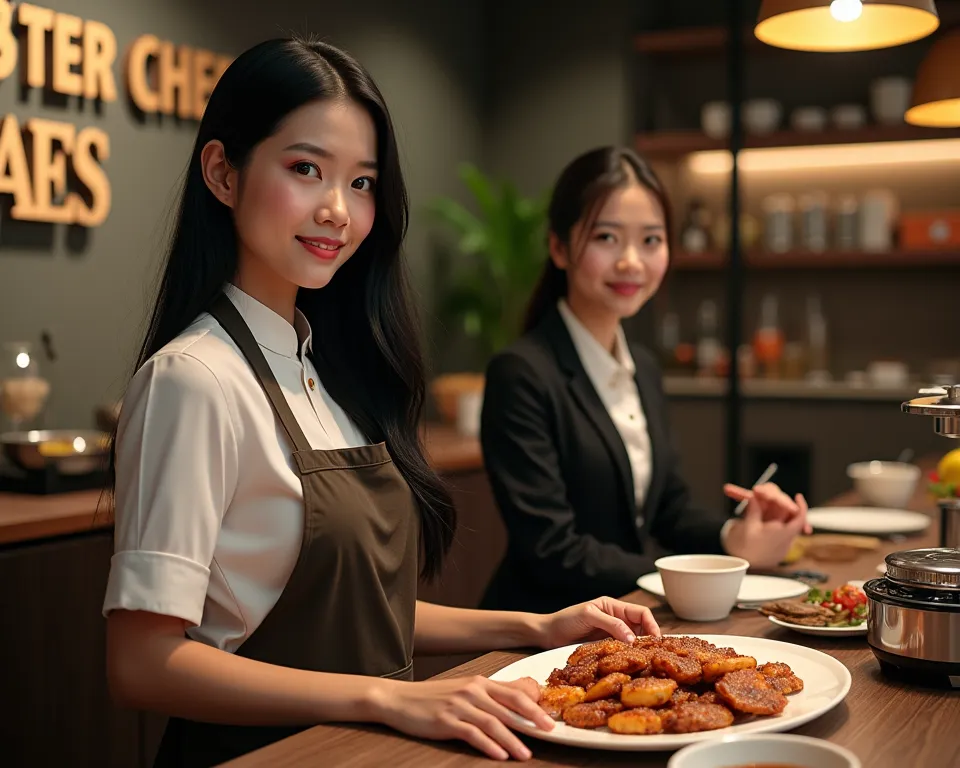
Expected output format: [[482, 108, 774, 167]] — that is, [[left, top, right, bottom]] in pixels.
[[224, 462, 960, 768], [0, 423, 482, 546]]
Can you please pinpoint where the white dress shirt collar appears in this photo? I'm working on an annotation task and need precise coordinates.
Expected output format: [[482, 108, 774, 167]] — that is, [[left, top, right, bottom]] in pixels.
[[223, 283, 313, 360], [558, 299, 636, 383]]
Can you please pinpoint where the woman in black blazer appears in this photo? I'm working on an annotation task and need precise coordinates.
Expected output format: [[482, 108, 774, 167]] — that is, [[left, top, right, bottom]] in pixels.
[[480, 147, 808, 614]]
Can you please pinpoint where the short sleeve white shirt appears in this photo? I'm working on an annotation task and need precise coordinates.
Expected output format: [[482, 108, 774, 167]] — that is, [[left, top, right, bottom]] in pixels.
[[102, 284, 368, 652]]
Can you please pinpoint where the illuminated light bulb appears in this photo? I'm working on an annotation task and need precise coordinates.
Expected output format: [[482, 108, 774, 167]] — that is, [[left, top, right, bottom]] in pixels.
[[830, 0, 863, 23], [15, 352, 30, 369]]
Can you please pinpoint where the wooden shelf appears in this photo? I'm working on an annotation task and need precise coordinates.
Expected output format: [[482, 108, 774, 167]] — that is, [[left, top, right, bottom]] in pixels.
[[636, 125, 960, 158], [671, 249, 960, 271], [634, 26, 742, 54]]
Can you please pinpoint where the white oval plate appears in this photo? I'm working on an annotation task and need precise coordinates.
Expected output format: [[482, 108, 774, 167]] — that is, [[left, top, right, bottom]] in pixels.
[[767, 615, 867, 637], [806, 506, 930, 536], [489, 635, 852, 752], [636, 572, 809, 604]]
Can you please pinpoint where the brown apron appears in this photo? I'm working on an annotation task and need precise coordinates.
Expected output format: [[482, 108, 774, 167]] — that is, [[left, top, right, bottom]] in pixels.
[[153, 293, 420, 768]]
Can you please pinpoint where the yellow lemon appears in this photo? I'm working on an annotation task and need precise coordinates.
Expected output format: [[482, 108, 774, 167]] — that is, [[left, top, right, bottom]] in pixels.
[[782, 538, 804, 564], [937, 448, 960, 485]]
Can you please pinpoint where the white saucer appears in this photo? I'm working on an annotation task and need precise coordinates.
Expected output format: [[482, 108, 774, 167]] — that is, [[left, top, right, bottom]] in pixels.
[[806, 506, 930, 536], [636, 572, 809, 606]]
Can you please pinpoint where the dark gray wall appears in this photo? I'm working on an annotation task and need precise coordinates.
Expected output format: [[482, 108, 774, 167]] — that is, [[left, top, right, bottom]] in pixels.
[[0, 0, 485, 429], [485, 0, 635, 196]]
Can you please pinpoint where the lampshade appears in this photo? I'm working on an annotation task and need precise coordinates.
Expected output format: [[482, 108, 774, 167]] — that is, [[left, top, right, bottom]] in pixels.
[[905, 29, 960, 127], [755, 0, 940, 52]]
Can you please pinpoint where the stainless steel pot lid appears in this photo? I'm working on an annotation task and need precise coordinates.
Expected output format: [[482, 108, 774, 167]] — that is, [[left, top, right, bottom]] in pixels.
[[885, 548, 960, 590]]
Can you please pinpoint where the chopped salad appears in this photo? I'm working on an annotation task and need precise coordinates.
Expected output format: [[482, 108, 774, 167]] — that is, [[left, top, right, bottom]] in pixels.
[[803, 584, 868, 627]]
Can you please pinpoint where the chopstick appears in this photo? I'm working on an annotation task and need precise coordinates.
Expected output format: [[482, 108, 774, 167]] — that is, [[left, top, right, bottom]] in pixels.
[[734, 462, 778, 516]]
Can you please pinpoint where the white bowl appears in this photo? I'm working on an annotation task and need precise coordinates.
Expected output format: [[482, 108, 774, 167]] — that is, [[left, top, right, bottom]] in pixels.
[[654, 554, 748, 622], [668, 734, 862, 768], [846, 461, 920, 509]]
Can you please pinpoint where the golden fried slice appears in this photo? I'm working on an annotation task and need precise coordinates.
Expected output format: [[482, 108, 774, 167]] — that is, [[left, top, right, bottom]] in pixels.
[[715, 669, 788, 715], [696, 690, 722, 706], [598, 647, 655, 676], [567, 639, 629, 666], [758, 662, 793, 678], [768, 675, 804, 695], [584, 672, 631, 702], [668, 687, 700, 707], [651, 651, 703, 685], [566, 659, 600, 688], [561, 699, 624, 729], [702, 655, 757, 683], [538, 685, 585, 718], [660, 701, 735, 733], [607, 707, 664, 734], [621, 677, 677, 708], [758, 662, 804, 695], [661, 636, 717, 656], [632, 635, 664, 650]]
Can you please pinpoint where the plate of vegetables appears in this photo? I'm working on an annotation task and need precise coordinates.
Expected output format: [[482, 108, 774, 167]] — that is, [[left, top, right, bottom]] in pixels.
[[760, 583, 868, 637]]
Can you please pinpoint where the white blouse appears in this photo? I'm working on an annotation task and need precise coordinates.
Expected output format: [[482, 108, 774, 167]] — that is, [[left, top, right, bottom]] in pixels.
[[102, 284, 368, 652], [558, 300, 653, 513]]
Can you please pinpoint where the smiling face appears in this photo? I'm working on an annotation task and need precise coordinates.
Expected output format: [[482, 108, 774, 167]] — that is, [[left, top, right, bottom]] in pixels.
[[551, 166, 669, 330], [201, 98, 379, 313]]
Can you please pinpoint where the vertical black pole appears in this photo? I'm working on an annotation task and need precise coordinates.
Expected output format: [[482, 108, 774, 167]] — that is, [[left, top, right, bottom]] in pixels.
[[725, 0, 744, 489]]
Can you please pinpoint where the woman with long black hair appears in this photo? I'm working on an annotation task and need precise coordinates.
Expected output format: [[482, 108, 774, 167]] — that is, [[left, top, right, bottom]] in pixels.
[[480, 146, 809, 615], [102, 39, 658, 766]]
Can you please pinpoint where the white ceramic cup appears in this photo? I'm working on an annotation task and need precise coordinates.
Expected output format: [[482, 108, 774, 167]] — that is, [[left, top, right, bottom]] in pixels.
[[668, 734, 862, 768], [654, 554, 749, 622]]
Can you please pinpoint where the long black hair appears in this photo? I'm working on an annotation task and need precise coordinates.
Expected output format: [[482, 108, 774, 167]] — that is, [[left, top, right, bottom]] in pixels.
[[108, 37, 455, 580], [522, 146, 671, 333]]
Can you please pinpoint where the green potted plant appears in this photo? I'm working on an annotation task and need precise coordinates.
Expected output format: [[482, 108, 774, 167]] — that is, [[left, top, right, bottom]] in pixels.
[[428, 163, 548, 429]]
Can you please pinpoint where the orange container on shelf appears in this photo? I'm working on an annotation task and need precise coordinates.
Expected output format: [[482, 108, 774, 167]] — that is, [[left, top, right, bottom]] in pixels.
[[899, 210, 960, 251]]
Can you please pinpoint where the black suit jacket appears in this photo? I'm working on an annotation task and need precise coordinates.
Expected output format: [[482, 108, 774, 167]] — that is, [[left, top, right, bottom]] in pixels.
[[479, 306, 729, 614]]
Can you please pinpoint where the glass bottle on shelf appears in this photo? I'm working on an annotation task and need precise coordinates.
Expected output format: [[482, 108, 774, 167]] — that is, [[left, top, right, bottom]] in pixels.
[[753, 294, 784, 379], [805, 294, 831, 384], [0, 341, 51, 433], [657, 311, 681, 374], [696, 300, 723, 378]]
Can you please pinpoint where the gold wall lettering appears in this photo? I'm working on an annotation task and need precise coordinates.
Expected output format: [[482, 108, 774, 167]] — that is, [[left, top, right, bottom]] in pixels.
[[0, 0, 232, 228]]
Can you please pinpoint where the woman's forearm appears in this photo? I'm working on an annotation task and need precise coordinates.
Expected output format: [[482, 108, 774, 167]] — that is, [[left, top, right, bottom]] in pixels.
[[414, 600, 545, 655], [107, 611, 386, 726]]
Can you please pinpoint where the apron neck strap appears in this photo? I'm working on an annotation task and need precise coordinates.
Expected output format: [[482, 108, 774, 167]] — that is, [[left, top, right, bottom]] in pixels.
[[208, 293, 312, 455]]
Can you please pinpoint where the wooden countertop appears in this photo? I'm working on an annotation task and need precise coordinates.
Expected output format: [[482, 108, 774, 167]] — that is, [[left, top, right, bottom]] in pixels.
[[224, 457, 959, 768], [0, 423, 482, 546]]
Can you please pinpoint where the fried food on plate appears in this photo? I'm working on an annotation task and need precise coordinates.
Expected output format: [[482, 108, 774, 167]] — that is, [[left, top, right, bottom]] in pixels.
[[668, 687, 700, 707], [758, 662, 804, 695], [598, 647, 655, 676], [701, 655, 757, 683], [561, 699, 624, 729], [607, 707, 663, 735], [621, 677, 677, 708], [584, 672, 631, 702], [715, 668, 789, 715], [567, 638, 629, 666], [651, 651, 703, 686], [539, 685, 586, 717], [661, 701, 735, 733], [540, 635, 802, 735]]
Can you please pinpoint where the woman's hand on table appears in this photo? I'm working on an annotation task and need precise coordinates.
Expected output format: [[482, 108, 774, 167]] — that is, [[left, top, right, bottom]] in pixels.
[[722, 482, 810, 569], [533, 596, 661, 649], [371, 674, 550, 761]]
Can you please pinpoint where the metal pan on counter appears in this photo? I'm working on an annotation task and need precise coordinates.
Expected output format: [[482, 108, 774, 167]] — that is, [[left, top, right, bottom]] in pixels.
[[0, 430, 110, 475]]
